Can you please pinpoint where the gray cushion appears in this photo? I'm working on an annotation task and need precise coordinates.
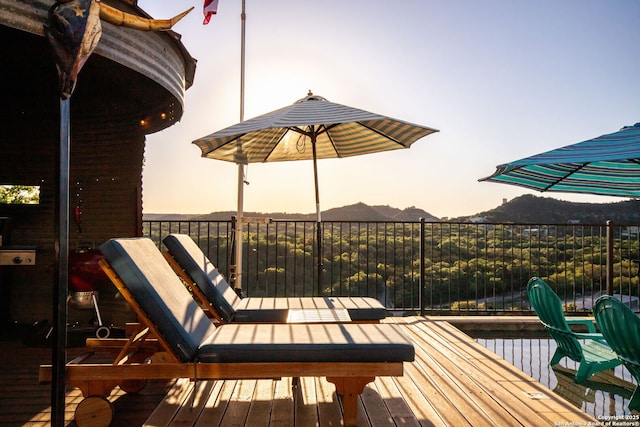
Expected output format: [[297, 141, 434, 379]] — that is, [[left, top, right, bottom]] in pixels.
[[197, 323, 415, 363], [233, 297, 386, 322], [99, 238, 217, 362], [163, 234, 387, 321], [163, 234, 239, 322]]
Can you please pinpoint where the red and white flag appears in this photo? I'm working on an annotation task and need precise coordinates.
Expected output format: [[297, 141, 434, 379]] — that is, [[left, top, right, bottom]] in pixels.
[[203, 0, 219, 25]]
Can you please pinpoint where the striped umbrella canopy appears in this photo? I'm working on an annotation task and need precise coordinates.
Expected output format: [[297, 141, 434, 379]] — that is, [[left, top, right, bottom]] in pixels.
[[480, 123, 640, 197], [194, 93, 438, 163], [194, 92, 438, 291]]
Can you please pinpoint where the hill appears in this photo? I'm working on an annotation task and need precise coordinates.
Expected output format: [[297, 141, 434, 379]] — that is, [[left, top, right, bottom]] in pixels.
[[454, 194, 640, 224], [321, 202, 439, 221], [143, 202, 440, 222]]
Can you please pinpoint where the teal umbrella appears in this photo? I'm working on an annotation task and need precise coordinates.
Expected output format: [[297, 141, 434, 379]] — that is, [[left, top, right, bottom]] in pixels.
[[480, 123, 640, 197], [481, 122, 640, 296]]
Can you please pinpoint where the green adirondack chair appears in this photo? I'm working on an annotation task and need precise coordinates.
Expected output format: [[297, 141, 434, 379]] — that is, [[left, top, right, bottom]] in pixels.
[[594, 295, 640, 411], [527, 277, 621, 383]]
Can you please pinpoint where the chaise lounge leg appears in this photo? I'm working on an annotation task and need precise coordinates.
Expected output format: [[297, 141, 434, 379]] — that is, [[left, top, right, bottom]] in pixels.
[[75, 395, 113, 427], [326, 376, 374, 427], [72, 380, 119, 427], [74, 379, 119, 399]]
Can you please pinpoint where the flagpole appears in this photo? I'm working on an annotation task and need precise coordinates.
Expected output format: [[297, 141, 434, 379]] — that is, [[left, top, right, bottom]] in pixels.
[[240, 0, 245, 122], [234, 0, 246, 294]]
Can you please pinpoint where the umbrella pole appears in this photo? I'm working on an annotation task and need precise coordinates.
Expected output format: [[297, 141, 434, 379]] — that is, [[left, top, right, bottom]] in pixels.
[[233, 0, 246, 295], [311, 135, 323, 295], [234, 163, 244, 294]]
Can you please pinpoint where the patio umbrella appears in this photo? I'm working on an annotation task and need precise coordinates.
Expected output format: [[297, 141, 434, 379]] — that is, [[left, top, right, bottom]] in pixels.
[[194, 92, 438, 292], [480, 123, 640, 197], [480, 122, 640, 296]]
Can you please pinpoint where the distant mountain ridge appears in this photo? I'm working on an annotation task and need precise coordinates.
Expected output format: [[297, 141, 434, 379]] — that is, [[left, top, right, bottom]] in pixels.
[[143, 202, 440, 222], [144, 196, 640, 224], [453, 194, 640, 224]]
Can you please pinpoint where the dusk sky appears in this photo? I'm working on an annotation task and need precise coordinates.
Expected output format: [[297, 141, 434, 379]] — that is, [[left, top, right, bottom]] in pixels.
[[138, 1, 639, 219]]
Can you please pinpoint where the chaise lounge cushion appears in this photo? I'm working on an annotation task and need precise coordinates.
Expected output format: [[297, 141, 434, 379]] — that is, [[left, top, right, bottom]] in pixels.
[[233, 297, 386, 322], [163, 233, 387, 322], [197, 322, 415, 363], [162, 234, 239, 322], [100, 238, 217, 362]]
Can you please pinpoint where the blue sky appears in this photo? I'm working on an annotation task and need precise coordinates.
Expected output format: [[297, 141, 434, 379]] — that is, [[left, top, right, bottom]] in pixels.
[[138, 1, 640, 219]]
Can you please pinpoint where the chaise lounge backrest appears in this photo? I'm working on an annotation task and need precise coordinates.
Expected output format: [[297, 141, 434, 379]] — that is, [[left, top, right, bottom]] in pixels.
[[163, 234, 239, 322], [100, 237, 217, 362]]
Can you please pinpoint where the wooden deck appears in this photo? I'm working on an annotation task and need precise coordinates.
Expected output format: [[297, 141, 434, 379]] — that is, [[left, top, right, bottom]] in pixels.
[[1, 316, 599, 426]]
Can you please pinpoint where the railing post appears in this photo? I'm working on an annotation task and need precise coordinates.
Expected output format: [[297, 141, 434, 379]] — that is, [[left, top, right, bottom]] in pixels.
[[606, 220, 614, 295], [420, 217, 425, 316], [229, 215, 237, 291]]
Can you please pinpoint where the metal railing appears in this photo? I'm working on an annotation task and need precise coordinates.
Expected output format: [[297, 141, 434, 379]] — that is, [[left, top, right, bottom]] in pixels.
[[142, 219, 640, 314]]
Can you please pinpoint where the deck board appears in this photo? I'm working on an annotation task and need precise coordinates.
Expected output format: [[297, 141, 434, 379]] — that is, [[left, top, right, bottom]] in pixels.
[[295, 376, 320, 426], [397, 317, 572, 426], [245, 379, 274, 426], [0, 316, 602, 426], [373, 377, 422, 426], [398, 318, 505, 426], [193, 379, 234, 427], [316, 376, 345, 426]]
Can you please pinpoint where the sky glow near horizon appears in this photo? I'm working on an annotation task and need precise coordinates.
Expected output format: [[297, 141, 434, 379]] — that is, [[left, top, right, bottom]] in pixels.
[[138, 0, 639, 219]]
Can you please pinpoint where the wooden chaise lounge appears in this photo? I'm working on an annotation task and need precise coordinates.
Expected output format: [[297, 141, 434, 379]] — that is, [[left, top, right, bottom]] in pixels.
[[162, 233, 387, 323], [39, 237, 414, 427]]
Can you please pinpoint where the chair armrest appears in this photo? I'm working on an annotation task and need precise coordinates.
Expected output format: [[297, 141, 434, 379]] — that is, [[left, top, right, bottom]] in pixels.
[[566, 318, 597, 333], [573, 331, 607, 343]]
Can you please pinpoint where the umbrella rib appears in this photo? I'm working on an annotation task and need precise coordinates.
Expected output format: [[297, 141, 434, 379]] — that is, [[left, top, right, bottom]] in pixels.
[[286, 124, 341, 157], [290, 123, 340, 138], [357, 121, 406, 147], [263, 130, 291, 161], [542, 163, 588, 191], [318, 124, 340, 156], [324, 126, 339, 156], [200, 134, 244, 156], [290, 125, 313, 138]]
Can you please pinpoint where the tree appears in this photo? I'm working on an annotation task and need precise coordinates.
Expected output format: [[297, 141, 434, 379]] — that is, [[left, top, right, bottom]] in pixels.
[[0, 185, 39, 204]]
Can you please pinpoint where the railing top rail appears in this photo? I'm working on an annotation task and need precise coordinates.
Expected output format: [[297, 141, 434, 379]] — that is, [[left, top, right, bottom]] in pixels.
[[143, 218, 636, 227]]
